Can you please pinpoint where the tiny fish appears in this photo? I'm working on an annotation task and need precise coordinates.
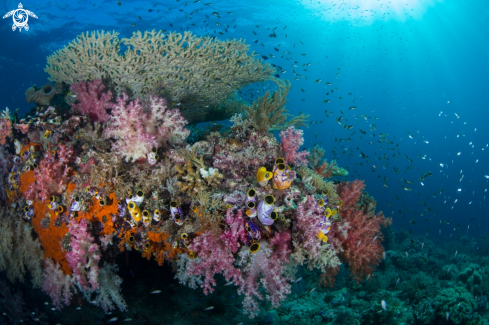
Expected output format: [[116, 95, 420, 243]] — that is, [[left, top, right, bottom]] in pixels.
[[137, 16, 142, 19], [309, 287, 316, 294], [224, 281, 234, 286], [44, 302, 49, 305], [395, 278, 400, 286], [124, 318, 133, 322], [455, 251, 458, 256], [372, 236, 377, 242], [151, 290, 161, 294], [109, 317, 118, 322], [51, 308, 56, 311], [204, 306, 214, 311], [76, 307, 81, 310], [446, 312, 450, 321], [357, 241, 362, 247], [421, 243, 424, 249], [381, 300, 387, 311], [383, 252, 386, 260], [405, 252, 409, 258], [294, 277, 302, 283]]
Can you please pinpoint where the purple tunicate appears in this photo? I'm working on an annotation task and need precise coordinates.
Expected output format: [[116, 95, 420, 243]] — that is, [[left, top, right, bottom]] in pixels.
[[170, 201, 184, 226], [245, 220, 261, 241], [257, 195, 275, 226]]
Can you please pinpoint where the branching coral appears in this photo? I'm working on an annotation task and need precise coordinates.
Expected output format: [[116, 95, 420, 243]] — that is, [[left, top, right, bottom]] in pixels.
[[105, 93, 189, 162], [45, 30, 274, 119], [242, 79, 309, 132]]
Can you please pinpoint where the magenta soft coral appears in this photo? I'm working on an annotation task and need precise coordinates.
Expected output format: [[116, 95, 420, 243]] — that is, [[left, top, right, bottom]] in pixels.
[[335, 180, 392, 283], [104, 93, 190, 162], [25, 144, 73, 201], [66, 218, 101, 292], [279, 126, 309, 166], [70, 79, 113, 123]]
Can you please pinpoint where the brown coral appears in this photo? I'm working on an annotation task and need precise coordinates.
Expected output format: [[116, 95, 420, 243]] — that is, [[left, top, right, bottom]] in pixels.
[[25, 82, 62, 107]]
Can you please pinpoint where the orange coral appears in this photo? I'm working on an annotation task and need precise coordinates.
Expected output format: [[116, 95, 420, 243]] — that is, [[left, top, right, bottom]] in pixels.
[[76, 192, 118, 236], [118, 228, 137, 252], [147, 231, 185, 265], [31, 200, 71, 274], [19, 170, 71, 272], [20, 142, 41, 161]]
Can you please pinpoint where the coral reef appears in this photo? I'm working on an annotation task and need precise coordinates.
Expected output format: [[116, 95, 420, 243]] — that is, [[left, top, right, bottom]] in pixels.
[[0, 32, 394, 321]]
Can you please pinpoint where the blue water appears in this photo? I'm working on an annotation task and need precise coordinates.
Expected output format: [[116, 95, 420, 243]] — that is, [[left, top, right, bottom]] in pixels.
[[1, 0, 488, 237]]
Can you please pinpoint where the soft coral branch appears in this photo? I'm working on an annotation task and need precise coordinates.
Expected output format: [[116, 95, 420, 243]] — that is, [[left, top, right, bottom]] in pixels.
[[105, 93, 189, 162], [25, 144, 73, 201], [279, 126, 309, 166], [70, 79, 113, 123], [335, 180, 392, 283]]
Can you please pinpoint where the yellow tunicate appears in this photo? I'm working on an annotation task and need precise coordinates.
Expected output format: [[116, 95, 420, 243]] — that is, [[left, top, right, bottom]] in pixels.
[[256, 167, 272, 186], [324, 208, 332, 218]]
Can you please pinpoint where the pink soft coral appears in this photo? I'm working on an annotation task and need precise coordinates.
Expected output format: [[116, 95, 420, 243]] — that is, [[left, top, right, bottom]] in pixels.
[[238, 231, 292, 318], [66, 218, 101, 292], [25, 144, 73, 201], [335, 180, 392, 283], [70, 79, 113, 123], [0, 114, 12, 145], [105, 93, 190, 162], [187, 226, 243, 295], [279, 126, 309, 166], [291, 196, 324, 262], [42, 259, 72, 310]]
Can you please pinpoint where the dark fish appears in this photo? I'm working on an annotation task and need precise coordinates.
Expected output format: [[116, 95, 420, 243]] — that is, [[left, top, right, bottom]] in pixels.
[[262, 55, 268, 60], [148, 9, 153, 12], [137, 16, 142, 19], [212, 11, 220, 17], [117, 0, 121, 6]]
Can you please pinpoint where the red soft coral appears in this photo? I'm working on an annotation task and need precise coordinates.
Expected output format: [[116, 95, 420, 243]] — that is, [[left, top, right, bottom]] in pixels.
[[70, 79, 113, 123], [335, 180, 392, 283], [279, 126, 309, 166]]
